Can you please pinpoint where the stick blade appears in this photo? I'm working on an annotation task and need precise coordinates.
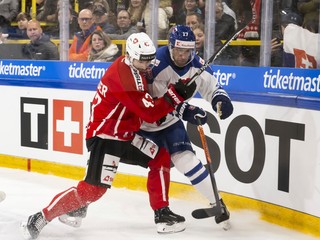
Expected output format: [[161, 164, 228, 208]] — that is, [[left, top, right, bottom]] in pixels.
[[192, 206, 221, 219]]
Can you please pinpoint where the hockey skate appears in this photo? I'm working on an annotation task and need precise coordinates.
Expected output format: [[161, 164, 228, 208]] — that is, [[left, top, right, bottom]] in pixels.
[[214, 199, 231, 230], [154, 207, 186, 234], [58, 205, 88, 228], [20, 211, 48, 240]]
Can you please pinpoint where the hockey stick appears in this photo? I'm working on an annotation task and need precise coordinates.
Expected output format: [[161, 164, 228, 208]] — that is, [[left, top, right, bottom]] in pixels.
[[191, 117, 222, 218], [186, 0, 253, 86]]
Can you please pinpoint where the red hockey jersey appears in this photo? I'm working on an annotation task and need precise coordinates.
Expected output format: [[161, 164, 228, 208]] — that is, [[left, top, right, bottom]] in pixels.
[[86, 56, 175, 141]]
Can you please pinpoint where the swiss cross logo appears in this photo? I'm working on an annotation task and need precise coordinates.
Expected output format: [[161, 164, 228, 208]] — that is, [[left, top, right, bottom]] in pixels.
[[293, 48, 317, 68], [53, 100, 83, 154]]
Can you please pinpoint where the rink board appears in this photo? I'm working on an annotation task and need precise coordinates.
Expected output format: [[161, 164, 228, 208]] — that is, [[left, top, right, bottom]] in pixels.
[[0, 60, 319, 235]]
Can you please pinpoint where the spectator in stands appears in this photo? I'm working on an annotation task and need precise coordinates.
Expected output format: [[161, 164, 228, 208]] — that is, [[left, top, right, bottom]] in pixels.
[[77, 0, 119, 12], [1, 12, 31, 40], [215, 0, 235, 41], [0, 0, 19, 32], [171, 0, 184, 24], [214, 0, 238, 66], [283, 24, 320, 67], [88, 29, 120, 62], [22, 20, 59, 60], [92, 3, 116, 34], [69, 9, 101, 61], [222, 0, 238, 29], [107, 0, 118, 14], [90, 0, 117, 27], [270, 7, 302, 67], [281, 0, 299, 11], [46, 0, 79, 39], [143, 0, 173, 39], [127, 0, 146, 32], [77, 0, 90, 11], [193, 23, 205, 58], [30, 0, 45, 21], [36, 0, 57, 22], [297, 0, 320, 33], [116, 0, 130, 13], [186, 12, 203, 30], [175, 0, 202, 25], [107, 10, 139, 40], [198, 0, 206, 14]]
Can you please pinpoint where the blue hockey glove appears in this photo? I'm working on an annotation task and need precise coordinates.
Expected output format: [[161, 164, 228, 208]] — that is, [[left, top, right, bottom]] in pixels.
[[211, 89, 233, 120], [175, 102, 207, 125]]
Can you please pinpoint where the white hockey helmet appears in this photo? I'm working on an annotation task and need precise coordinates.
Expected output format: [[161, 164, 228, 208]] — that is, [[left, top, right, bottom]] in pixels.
[[126, 32, 156, 62]]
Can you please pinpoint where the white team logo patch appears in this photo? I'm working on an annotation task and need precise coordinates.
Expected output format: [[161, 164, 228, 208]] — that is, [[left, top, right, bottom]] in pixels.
[[175, 40, 195, 49], [153, 58, 160, 66], [131, 134, 158, 158]]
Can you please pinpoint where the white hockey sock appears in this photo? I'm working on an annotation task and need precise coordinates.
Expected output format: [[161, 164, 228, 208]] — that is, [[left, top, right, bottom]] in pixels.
[[172, 151, 220, 204]]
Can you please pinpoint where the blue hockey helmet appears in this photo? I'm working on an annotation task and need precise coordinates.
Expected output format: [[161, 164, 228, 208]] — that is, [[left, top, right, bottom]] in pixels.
[[169, 25, 196, 49], [168, 25, 196, 66]]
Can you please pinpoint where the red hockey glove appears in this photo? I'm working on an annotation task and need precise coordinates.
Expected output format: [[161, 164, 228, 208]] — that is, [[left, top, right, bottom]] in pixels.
[[164, 79, 196, 106]]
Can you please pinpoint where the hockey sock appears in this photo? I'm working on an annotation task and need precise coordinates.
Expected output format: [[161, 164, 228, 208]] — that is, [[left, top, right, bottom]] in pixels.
[[147, 148, 171, 210], [172, 151, 221, 204], [42, 180, 106, 221]]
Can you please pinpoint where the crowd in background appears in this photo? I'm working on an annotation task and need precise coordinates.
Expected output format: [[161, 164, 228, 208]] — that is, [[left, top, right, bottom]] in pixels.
[[0, 0, 319, 68]]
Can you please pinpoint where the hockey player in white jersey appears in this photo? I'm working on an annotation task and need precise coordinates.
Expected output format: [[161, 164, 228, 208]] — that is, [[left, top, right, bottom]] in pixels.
[[139, 25, 233, 226]]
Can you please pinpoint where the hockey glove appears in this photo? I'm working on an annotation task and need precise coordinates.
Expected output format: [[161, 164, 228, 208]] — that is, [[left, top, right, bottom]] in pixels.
[[156, 115, 167, 126], [211, 89, 233, 120], [164, 79, 196, 106], [175, 102, 207, 125]]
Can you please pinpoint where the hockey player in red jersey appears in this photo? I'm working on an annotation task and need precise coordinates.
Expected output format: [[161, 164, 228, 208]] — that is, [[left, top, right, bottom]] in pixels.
[[20, 32, 199, 239]]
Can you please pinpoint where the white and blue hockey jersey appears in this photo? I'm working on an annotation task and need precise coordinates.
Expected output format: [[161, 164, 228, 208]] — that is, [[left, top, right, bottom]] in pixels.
[[141, 45, 224, 131]]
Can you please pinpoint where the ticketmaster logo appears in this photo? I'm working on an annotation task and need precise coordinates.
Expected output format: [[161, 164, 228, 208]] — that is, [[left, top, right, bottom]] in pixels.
[[68, 63, 106, 79], [212, 69, 236, 86], [0, 61, 45, 76], [264, 69, 320, 92]]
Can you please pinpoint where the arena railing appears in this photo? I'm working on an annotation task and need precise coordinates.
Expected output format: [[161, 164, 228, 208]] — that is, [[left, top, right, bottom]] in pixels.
[[4, 39, 261, 56]]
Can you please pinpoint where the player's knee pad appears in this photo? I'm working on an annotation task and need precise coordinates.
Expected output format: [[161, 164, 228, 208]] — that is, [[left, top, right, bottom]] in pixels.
[[172, 151, 208, 185], [148, 147, 170, 172], [100, 153, 120, 186], [76, 180, 107, 203]]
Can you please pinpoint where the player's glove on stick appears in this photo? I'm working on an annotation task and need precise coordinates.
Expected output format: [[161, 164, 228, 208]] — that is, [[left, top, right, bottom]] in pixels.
[[211, 89, 233, 120], [164, 79, 196, 106], [175, 102, 207, 125]]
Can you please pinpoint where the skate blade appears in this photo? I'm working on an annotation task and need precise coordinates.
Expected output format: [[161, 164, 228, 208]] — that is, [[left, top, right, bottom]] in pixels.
[[222, 220, 231, 231], [156, 222, 186, 234], [58, 215, 82, 228], [20, 221, 33, 240]]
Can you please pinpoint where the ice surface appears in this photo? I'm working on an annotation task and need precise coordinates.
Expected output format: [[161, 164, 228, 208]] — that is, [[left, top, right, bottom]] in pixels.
[[0, 167, 318, 240]]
